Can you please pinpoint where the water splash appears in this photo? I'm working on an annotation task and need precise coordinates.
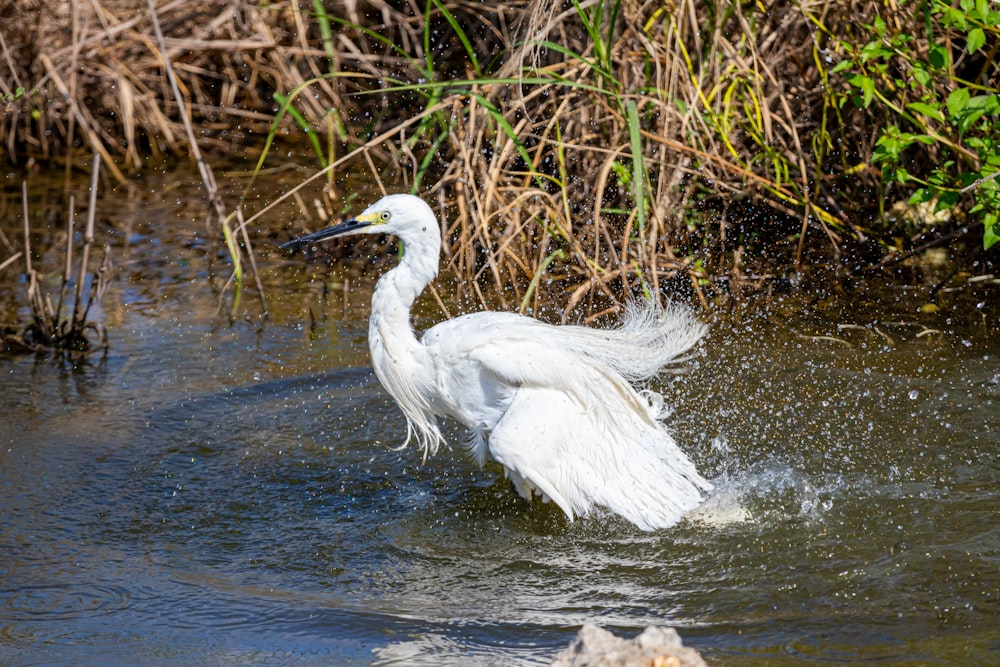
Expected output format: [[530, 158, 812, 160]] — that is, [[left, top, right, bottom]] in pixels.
[[688, 457, 841, 528]]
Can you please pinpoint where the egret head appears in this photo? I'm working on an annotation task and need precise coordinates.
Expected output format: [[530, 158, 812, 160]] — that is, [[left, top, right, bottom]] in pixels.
[[281, 194, 440, 252]]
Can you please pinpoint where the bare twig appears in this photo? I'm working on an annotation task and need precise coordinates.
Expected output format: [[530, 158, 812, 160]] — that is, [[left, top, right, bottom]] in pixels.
[[72, 154, 101, 329]]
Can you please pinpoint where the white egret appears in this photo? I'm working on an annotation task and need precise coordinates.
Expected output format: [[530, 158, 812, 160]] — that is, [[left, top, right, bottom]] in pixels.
[[283, 194, 711, 530]]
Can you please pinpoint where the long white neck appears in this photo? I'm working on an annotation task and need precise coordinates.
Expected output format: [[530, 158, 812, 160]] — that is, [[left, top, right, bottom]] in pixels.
[[366, 228, 445, 457], [368, 230, 440, 355]]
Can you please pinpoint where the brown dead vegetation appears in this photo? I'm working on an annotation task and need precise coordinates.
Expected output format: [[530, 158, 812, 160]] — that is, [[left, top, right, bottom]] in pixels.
[[1, 1, 995, 318]]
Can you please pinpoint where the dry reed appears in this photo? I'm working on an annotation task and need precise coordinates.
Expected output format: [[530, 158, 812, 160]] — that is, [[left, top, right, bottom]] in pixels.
[[2, 1, 995, 317], [3, 156, 112, 356]]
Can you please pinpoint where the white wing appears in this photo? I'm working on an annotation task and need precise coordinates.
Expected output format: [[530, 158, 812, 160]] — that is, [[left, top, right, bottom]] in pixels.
[[422, 312, 711, 530]]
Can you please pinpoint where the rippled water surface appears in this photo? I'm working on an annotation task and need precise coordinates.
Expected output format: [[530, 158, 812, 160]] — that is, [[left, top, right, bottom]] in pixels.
[[1, 175, 998, 665]]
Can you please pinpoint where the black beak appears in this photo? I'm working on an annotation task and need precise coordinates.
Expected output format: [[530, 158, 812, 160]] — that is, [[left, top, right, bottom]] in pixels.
[[280, 217, 371, 250]]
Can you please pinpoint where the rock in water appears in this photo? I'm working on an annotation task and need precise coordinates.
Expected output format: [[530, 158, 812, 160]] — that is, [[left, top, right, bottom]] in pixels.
[[551, 624, 707, 667]]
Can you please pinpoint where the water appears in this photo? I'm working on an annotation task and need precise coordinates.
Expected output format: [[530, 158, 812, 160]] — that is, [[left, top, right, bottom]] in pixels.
[[1, 175, 999, 665]]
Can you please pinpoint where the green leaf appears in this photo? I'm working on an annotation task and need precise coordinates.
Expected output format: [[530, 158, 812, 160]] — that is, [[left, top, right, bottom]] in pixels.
[[908, 187, 935, 205], [983, 212, 999, 250], [932, 196, 954, 214], [528, 39, 616, 83], [861, 40, 892, 62], [912, 66, 932, 87], [958, 111, 985, 135], [937, 190, 960, 208], [905, 102, 945, 121], [860, 76, 875, 108], [845, 73, 877, 108], [946, 87, 971, 117], [831, 59, 854, 74], [873, 127, 916, 163], [610, 160, 630, 184], [928, 43, 950, 69], [872, 15, 887, 35], [943, 7, 968, 29], [968, 94, 1000, 113], [967, 28, 986, 54]]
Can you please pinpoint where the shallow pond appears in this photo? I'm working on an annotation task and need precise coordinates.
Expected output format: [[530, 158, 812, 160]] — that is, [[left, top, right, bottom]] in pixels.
[[1, 172, 998, 665]]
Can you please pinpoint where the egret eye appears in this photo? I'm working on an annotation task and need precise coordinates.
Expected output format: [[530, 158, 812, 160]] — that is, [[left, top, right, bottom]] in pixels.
[[380, 211, 391, 222]]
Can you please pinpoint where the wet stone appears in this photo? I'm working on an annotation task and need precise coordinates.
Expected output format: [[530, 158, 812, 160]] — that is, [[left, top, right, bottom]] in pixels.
[[551, 624, 707, 667]]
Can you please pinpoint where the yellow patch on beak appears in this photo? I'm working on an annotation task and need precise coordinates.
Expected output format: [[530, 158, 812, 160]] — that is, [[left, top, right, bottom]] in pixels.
[[357, 210, 391, 226]]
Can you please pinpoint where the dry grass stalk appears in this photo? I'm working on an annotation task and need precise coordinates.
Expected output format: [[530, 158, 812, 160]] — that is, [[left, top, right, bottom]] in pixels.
[[1, 0, 286, 171], [237, 0, 838, 317], [3, 1, 992, 317], [393, 0, 885, 316], [3, 158, 112, 356], [144, 0, 267, 318]]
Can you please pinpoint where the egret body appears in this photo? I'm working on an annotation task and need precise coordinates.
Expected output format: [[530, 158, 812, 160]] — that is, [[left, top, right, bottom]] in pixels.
[[283, 194, 711, 530]]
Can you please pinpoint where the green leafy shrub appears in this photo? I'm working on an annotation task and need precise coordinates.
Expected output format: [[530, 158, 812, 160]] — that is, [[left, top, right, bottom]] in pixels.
[[833, 1, 1000, 249]]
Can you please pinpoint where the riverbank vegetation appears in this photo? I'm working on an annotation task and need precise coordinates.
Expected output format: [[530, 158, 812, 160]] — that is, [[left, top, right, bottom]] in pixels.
[[2, 0, 998, 318]]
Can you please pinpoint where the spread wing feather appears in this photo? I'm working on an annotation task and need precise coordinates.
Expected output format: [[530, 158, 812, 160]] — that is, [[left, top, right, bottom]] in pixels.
[[464, 329, 709, 530], [419, 300, 711, 530]]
